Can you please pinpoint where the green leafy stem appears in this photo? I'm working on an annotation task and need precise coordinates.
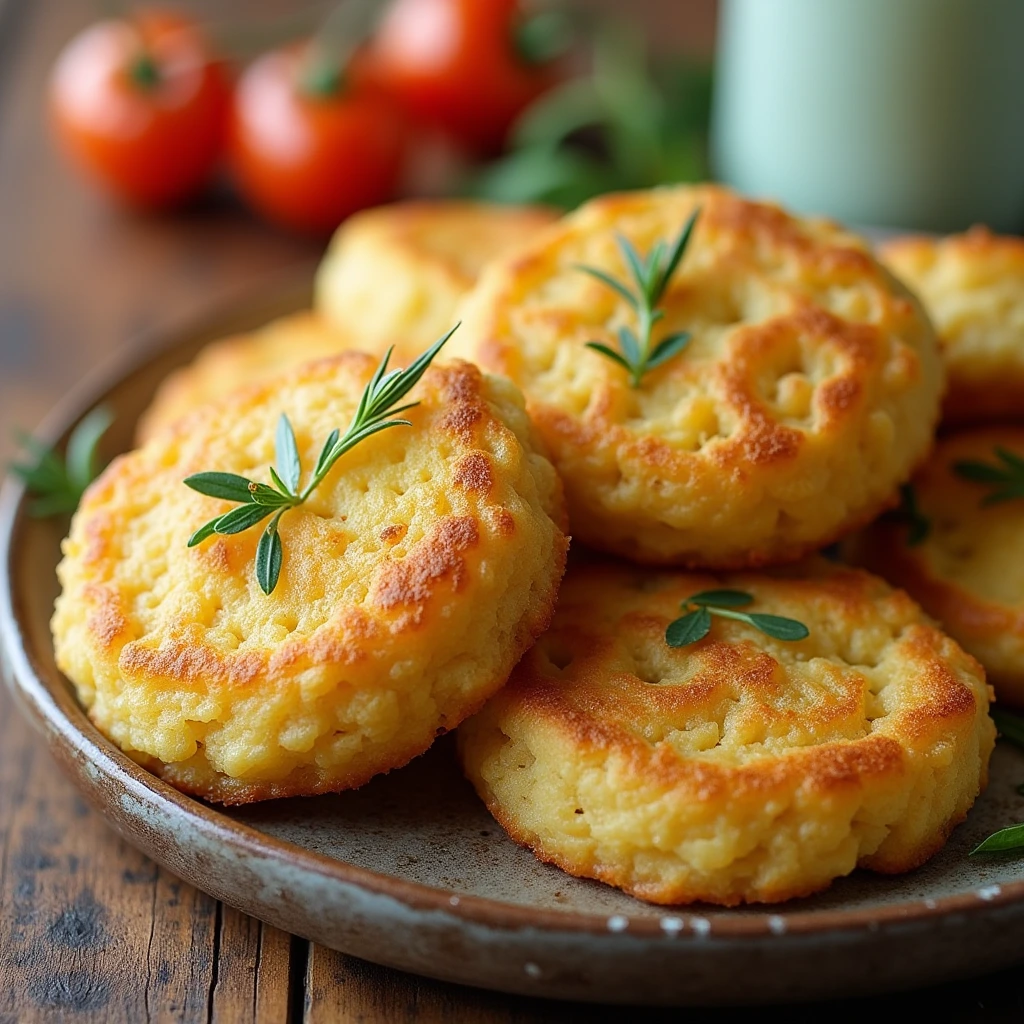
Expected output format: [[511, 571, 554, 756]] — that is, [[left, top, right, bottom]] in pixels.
[[184, 327, 456, 595], [953, 446, 1024, 506], [577, 208, 699, 387], [665, 588, 810, 649], [888, 482, 931, 547], [10, 406, 113, 517]]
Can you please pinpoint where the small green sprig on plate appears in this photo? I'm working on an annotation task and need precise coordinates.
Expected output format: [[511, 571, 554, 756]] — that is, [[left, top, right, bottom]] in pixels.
[[184, 327, 456, 596], [10, 406, 113, 517], [665, 589, 810, 649], [953, 446, 1024, 506], [889, 482, 931, 546], [576, 208, 699, 388], [972, 708, 1024, 856]]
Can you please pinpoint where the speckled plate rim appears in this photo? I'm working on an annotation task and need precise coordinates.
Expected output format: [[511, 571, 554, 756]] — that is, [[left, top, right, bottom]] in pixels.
[[3, 274, 1024, 950]]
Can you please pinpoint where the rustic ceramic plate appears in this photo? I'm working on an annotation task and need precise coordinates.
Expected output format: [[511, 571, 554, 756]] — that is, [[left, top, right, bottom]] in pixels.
[[4, 276, 1024, 1007]]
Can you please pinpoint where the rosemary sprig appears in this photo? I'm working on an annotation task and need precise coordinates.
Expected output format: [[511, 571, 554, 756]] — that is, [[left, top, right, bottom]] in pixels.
[[184, 327, 456, 595], [665, 589, 810, 649], [887, 482, 931, 546], [953, 446, 1024, 506], [9, 406, 113, 517], [577, 208, 699, 387]]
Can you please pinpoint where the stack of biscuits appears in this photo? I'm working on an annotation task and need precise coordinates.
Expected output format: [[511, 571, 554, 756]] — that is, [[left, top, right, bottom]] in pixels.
[[53, 185, 1011, 907]]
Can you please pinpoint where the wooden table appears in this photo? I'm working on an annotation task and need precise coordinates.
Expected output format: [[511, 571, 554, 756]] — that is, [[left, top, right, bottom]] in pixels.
[[2, 2, 1023, 1020]]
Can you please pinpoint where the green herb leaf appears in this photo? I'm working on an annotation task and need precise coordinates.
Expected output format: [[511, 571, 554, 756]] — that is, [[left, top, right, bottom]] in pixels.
[[247, 482, 293, 507], [1014, 781, 1024, 797], [657, 210, 700, 297], [664, 588, 810, 652], [576, 264, 639, 309], [992, 707, 1024, 750], [890, 483, 931, 546], [971, 823, 1024, 855], [746, 613, 811, 642], [616, 233, 648, 294], [953, 461, 1007, 484], [585, 342, 633, 372], [255, 512, 284, 595], [66, 407, 115, 493], [687, 589, 752, 608], [9, 406, 113, 517], [187, 517, 222, 548], [183, 472, 256, 503], [646, 332, 691, 370], [617, 325, 642, 365], [665, 606, 711, 647], [953, 447, 1024, 507], [184, 329, 455, 594], [314, 429, 341, 478], [578, 210, 700, 387], [213, 503, 275, 535], [275, 414, 301, 494]]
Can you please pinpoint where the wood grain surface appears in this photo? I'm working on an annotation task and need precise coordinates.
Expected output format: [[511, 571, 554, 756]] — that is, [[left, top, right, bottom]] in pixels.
[[1, 1, 1023, 1021]]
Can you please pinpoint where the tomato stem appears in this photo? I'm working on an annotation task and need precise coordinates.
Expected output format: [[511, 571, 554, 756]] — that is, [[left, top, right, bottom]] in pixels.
[[515, 9, 575, 67], [299, 53, 343, 98], [129, 50, 161, 90]]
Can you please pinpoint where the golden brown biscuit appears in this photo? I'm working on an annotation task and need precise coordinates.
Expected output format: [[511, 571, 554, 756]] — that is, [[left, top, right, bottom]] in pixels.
[[314, 200, 559, 350], [851, 427, 1024, 705], [459, 560, 993, 906], [881, 228, 1024, 424], [451, 184, 943, 567], [137, 311, 351, 444], [54, 353, 568, 803], [140, 202, 559, 443]]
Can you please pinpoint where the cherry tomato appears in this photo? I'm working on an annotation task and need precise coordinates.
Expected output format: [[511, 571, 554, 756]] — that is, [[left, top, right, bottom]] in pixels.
[[229, 45, 408, 235], [49, 11, 230, 208], [365, 0, 558, 154]]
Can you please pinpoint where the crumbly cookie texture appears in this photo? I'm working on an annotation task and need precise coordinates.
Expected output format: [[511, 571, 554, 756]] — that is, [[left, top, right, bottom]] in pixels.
[[452, 184, 943, 567], [55, 353, 568, 803], [315, 199, 558, 355], [882, 227, 1024, 425], [137, 311, 351, 443], [459, 560, 993, 906], [851, 426, 1024, 706]]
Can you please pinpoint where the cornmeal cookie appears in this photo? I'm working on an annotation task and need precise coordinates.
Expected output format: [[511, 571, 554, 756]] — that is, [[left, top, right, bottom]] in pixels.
[[852, 426, 1024, 705], [54, 353, 568, 803], [459, 561, 992, 906], [314, 200, 558, 352], [140, 202, 559, 443], [137, 311, 350, 443], [451, 184, 943, 567], [881, 228, 1024, 424]]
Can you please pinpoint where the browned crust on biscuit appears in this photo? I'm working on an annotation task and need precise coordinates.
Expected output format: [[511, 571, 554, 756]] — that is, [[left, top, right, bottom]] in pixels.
[[59, 349, 570, 803], [882, 227, 1024, 425], [456, 184, 941, 567], [854, 426, 1024, 703], [459, 560, 991, 905]]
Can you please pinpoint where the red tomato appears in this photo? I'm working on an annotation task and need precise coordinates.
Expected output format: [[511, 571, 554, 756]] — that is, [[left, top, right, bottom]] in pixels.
[[49, 11, 230, 208], [365, 0, 557, 154], [229, 45, 408, 235]]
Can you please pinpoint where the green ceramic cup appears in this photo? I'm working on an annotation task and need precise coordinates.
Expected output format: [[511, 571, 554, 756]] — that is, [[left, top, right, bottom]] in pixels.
[[711, 0, 1024, 231]]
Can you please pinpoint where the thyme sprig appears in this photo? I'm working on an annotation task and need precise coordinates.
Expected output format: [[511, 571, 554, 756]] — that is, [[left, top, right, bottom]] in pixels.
[[10, 406, 113, 517], [888, 483, 931, 546], [185, 327, 456, 595], [665, 589, 810, 649], [577, 208, 699, 387], [953, 446, 1024, 506]]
